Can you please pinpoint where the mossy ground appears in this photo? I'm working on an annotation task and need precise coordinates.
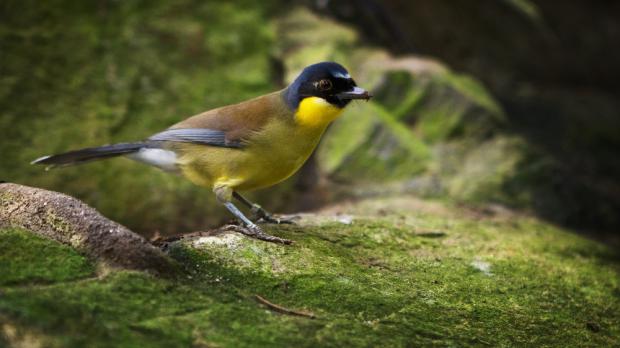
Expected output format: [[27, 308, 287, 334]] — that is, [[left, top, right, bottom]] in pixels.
[[1, 196, 618, 347], [0, 229, 94, 286]]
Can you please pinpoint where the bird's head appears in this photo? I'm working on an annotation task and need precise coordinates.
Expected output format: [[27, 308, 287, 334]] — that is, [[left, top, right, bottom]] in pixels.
[[285, 62, 371, 127], [286, 62, 371, 109]]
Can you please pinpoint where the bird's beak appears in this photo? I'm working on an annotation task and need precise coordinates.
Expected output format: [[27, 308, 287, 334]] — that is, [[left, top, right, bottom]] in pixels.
[[336, 86, 372, 101]]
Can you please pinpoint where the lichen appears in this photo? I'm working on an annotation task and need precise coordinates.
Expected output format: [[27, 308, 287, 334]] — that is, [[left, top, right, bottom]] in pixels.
[[0, 190, 15, 203], [43, 212, 74, 238]]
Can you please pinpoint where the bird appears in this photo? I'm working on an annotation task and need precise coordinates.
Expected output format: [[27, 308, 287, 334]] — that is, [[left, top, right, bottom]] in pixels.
[[32, 62, 371, 244]]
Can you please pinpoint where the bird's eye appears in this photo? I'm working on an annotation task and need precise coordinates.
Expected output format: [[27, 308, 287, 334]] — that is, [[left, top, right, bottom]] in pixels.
[[317, 79, 332, 91]]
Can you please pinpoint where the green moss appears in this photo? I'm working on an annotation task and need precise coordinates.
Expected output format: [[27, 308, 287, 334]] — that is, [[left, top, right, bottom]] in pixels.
[[319, 103, 430, 181], [276, 7, 359, 80], [502, 0, 543, 22], [318, 106, 376, 175], [0, 271, 211, 347], [417, 103, 469, 142], [1, 198, 618, 346], [408, 73, 503, 142], [393, 86, 427, 120], [440, 72, 504, 118], [371, 71, 422, 117], [0, 228, 94, 285], [443, 137, 527, 204], [167, 205, 620, 347]]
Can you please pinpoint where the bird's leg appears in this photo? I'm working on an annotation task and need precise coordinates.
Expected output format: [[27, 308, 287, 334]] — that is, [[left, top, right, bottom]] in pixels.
[[221, 203, 293, 244], [232, 191, 296, 225], [214, 186, 292, 245]]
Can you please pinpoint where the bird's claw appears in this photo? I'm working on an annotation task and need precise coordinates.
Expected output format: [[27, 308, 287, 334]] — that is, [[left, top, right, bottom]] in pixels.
[[223, 224, 293, 245], [250, 204, 298, 225], [258, 214, 298, 225]]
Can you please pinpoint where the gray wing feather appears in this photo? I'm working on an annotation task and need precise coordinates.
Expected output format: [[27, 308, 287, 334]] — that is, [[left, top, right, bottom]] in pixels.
[[148, 128, 243, 148]]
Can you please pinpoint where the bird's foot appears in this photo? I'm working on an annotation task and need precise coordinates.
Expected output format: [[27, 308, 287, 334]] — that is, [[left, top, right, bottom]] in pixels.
[[223, 224, 293, 245], [258, 214, 298, 225], [251, 204, 298, 225]]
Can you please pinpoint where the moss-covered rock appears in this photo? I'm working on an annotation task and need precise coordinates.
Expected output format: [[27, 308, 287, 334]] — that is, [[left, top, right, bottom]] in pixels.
[[1, 196, 618, 347], [318, 102, 430, 182], [423, 137, 530, 206]]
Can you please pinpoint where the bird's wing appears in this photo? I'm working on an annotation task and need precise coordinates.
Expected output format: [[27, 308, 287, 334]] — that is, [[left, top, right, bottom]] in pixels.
[[161, 90, 290, 147], [148, 128, 242, 148]]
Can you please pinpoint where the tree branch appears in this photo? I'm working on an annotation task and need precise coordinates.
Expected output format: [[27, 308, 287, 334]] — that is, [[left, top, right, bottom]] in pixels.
[[0, 183, 177, 275]]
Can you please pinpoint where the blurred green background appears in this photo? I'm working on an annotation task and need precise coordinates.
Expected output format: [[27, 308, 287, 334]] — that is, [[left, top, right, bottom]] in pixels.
[[1, 0, 619, 241]]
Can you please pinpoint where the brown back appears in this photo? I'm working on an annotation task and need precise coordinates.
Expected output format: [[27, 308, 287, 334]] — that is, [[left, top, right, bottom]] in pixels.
[[170, 90, 291, 143]]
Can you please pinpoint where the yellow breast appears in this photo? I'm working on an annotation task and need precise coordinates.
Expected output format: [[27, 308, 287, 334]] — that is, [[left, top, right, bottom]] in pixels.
[[294, 97, 344, 128]]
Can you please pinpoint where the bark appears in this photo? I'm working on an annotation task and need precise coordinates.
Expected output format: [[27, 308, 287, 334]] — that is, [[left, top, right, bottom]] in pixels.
[[0, 183, 176, 275]]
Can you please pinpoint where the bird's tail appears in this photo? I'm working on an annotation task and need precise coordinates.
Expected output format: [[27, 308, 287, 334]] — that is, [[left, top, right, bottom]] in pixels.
[[31, 143, 146, 168]]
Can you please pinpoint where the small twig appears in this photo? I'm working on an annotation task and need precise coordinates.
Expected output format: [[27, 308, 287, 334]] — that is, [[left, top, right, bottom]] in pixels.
[[254, 295, 316, 319]]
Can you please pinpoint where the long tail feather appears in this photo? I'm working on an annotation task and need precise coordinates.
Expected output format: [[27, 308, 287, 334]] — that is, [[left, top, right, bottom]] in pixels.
[[31, 143, 145, 168]]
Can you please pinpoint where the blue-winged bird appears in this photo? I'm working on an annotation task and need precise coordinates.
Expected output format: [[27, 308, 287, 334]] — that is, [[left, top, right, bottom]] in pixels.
[[33, 62, 371, 244]]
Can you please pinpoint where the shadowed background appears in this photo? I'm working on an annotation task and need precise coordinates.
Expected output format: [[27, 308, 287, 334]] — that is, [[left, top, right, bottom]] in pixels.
[[1, 0, 618, 242]]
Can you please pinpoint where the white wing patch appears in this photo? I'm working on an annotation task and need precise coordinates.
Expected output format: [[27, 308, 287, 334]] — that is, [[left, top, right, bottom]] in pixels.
[[128, 148, 178, 172]]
